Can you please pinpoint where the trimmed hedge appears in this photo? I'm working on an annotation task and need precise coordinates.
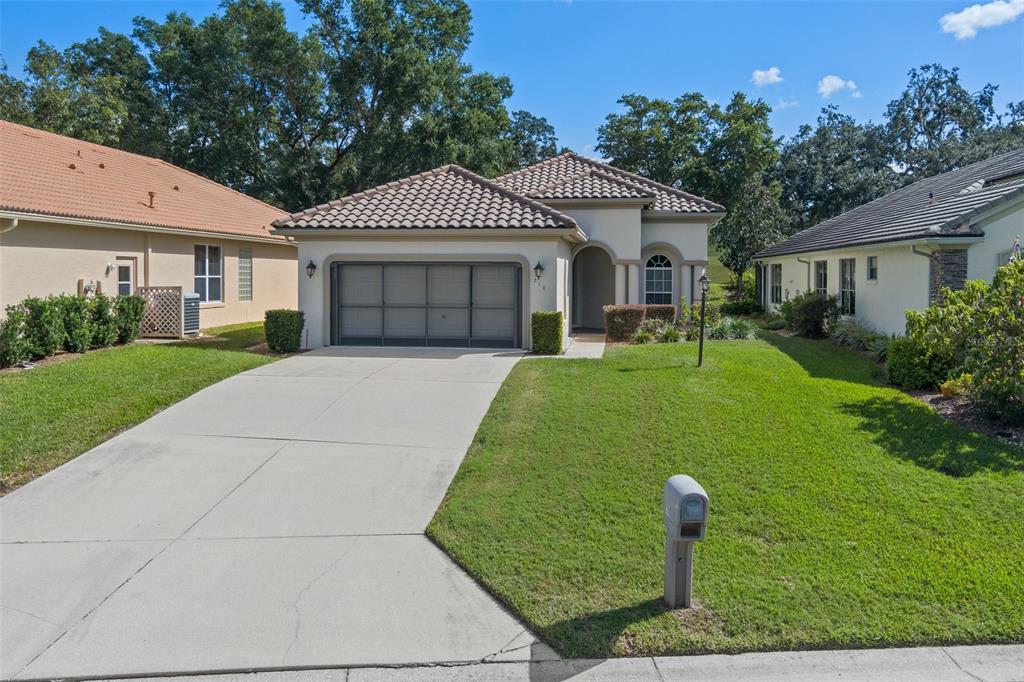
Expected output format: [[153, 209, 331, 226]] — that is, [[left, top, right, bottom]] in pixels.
[[265, 309, 304, 353], [0, 294, 146, 368], [531, 311, 563, 354], [603, 305, 646, 341], [720, 298, 762, 316], [644, 305, 677, 323], [886, 336, 953, 390], [786, 292, 840, 338]]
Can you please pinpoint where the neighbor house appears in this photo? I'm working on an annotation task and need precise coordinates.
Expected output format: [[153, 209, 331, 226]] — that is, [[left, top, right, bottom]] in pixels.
[[271, 153, 723, 349], [754, 148, 1024, 335], [0, 121, 297, 328]]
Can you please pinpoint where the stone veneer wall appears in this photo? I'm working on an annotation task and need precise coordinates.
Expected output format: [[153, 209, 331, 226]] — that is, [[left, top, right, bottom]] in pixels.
[[929, 249, 968, 303]]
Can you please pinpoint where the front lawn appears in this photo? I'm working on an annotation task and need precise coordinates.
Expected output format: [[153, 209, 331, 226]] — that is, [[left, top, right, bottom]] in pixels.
[[0, 322, 273, 491], [428, 336, 1024, 657]]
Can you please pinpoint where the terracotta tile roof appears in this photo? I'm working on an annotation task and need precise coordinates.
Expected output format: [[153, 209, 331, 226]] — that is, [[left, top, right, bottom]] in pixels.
[[756, 148, 1024, 258], [0, 120, 288, 241], [494, 152, 725, 214], [272, 165, 578, 230], [533, 168, 655, 200]]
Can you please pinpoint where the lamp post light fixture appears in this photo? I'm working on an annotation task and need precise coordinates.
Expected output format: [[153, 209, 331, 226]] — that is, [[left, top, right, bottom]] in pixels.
[[305, 260, 317, 279], [697, 272, 710, 367], [533, 261, 545, 282]]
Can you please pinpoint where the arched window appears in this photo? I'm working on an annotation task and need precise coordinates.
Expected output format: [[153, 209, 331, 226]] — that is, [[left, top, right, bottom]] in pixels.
[[645, 254, 673, 304]]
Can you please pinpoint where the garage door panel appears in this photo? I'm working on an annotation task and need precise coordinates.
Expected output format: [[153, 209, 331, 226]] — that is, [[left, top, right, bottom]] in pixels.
[[384, 308, 426, 338], [384, 265, 426, 306], [340, 265, 382, 306], [427, 308, 469, 339], [471, 309, 515, 340], [340, 308, 382, 338], [472, 266, 516, 307], [428, 266, 471, 306]]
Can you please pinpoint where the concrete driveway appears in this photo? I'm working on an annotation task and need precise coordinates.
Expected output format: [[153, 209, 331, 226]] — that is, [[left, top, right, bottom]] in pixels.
[[1, 347, 540, 680]]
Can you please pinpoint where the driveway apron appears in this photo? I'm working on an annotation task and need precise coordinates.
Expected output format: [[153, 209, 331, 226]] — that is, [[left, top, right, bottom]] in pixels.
[[0, 347, 535, 680]]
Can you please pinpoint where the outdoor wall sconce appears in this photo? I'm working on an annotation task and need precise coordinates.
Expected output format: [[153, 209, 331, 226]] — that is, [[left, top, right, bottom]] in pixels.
[[533, 261, 545, 281], [306, 260, 317, 279]]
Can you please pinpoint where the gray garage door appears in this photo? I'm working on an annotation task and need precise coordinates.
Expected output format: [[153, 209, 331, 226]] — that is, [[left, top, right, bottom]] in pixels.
[[330, 262, 521, 347]]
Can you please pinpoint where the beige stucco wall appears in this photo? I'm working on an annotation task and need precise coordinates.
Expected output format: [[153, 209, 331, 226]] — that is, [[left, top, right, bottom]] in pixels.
[[294, 236, 571, 350], [760, 243, 931, 335], [0, 219, 297, 328]]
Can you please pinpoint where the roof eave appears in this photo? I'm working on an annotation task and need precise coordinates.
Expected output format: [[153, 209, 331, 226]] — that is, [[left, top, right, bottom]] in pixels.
[[270, 225, 588, 243], [0, 208, 292, 245], [754, 233, 985, 259], [538, 197, 654, 208], [643, 209, 726, 223]]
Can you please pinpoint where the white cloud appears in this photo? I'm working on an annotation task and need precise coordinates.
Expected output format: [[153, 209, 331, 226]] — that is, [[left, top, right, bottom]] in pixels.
[[940, 0, 1024, 39], [775, 98, 799, 110], [817, 74, 861, 98], [752, 66, 783, 87]]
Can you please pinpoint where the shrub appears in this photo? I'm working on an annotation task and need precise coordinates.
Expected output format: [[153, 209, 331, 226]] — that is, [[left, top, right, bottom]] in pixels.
[[632, 328, 654, 344], [941, 373, 973, 398], [720, 298, 762, 316], [531, 311, 563, 354], [603, 305, 646, 341], [965, 262, 1024, 422], [22, 296, 64, 359], [905, 279, 987, 373], [787, 292, 840, 338], [659, 324, 682, 343], [763, 317, 787, 331], [706, 316, 759, 340], [0, 305, 30, 368], [644, 304, 677, 323], [114, 295, 145, 343], [886, 336, 953, 390], [90, 294, 119, 348], [682, 300, 721, 327], [55, 295, 94, 353], [265, 309, 304, 353]]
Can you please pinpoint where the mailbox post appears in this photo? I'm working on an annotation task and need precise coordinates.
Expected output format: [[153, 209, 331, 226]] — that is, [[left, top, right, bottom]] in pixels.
[[663, 475, 709, 608]]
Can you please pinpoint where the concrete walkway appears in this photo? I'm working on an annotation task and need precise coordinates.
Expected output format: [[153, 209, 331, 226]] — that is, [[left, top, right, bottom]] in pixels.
[[562, 333, 606, 359], [89, 644, 1024, 681], [1, 347, 535, 681]]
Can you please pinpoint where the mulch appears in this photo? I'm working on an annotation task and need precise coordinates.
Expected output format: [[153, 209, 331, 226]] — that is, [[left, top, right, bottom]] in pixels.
[[909, 390, 1024, 448]]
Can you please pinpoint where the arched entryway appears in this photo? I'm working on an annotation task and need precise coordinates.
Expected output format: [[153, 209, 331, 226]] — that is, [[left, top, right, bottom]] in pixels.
[[572, 245, 615, 331]]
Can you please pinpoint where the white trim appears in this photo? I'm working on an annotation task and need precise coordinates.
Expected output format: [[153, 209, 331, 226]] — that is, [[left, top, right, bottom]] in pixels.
[[0, 209, 291, 246]]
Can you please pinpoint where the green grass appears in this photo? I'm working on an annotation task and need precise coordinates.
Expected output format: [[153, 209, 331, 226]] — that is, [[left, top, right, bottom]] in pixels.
[[0, 323, 273, 491], [428, 336, 1024, 657]]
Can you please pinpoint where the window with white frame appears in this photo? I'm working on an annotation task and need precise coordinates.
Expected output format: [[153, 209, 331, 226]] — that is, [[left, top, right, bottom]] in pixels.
[[770, 264, 782, 304], [645, 254, 673, 304], [867, 256, 878, 281], [116, 260, 134, 296], [194, 245, 222, 302], [238, 248, 253, 302], [840, 258, 856, 315], [814, 261, 827, 295]]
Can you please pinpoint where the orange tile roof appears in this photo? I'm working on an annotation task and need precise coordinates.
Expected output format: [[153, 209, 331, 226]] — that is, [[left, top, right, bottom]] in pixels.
[[0, 120, 289, 242]]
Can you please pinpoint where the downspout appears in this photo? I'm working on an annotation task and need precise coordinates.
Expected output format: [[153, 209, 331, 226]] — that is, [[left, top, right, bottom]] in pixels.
[[796, 256, 811, 292], [0, 217, 18, 234], [911, 245, 933, 306], [144, 232, 152, 287]]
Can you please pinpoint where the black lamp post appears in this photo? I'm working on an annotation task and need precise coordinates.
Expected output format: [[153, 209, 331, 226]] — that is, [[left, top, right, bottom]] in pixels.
[[697, 272, 710, 367]]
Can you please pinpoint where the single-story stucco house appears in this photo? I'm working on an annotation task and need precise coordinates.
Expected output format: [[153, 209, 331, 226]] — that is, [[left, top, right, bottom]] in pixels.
[[754, 148, 1024, 335], [0, 121, 297, 328], [271, 153, 724, 349]]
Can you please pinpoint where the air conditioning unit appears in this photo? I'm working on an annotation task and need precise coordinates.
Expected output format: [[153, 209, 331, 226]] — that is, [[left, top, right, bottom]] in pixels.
[[183, 293, 201, 335]]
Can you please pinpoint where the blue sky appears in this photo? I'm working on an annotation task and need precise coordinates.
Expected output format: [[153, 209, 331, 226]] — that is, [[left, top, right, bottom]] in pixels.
[[1, 0, 1022, 154]]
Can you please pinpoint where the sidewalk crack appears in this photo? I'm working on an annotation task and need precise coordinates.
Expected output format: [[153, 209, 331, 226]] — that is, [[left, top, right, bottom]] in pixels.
[[940, 647, 988, 682]]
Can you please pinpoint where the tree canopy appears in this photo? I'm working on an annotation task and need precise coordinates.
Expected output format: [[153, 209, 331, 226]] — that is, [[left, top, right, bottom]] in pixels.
[[1, 0, 562, 211]]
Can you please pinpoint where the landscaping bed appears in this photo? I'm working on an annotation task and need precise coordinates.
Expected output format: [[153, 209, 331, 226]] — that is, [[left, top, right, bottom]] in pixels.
[[0, 322, 274, 492], [428, 336, 1024, 657]]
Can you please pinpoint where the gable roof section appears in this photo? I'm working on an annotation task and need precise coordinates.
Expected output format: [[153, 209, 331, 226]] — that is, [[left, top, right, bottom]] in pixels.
[[494, 152, 725, 214], [0, 120, 288, 242], [272, 165, 578, 231], [757, 148, 1024, 258], [532, 168, 655, 201]]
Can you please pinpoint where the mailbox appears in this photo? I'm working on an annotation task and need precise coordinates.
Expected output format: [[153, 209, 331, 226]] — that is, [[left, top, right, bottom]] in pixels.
[[663, 475, 708, 540], [663, 474, 709, 609]]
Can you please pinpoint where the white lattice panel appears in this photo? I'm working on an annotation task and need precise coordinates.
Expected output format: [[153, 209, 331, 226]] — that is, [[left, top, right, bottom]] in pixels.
[[138, 286, 184, 338]]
